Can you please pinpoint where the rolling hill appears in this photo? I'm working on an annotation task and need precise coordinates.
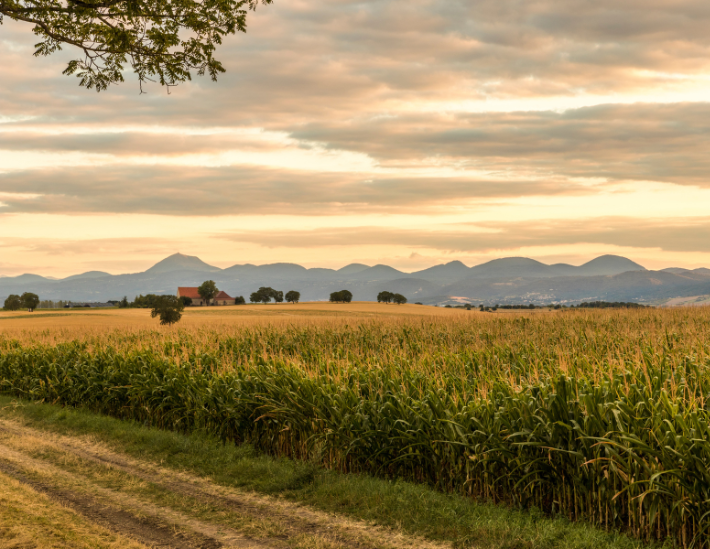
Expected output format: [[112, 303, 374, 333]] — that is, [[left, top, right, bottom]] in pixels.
[[1, 254, 707, 306]]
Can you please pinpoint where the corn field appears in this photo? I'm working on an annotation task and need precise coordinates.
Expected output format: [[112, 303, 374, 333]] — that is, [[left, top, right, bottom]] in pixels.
[[2, 308, 710, 547]]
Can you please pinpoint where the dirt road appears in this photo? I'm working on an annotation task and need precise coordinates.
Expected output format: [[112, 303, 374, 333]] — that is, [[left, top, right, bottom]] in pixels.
[[0, 418, 446, 549]]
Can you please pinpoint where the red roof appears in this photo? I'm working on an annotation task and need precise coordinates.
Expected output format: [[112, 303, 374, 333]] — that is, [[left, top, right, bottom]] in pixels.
[[177, 287, 201, 299], [215, 290, 233, 299], [177, 287, 233, 300]]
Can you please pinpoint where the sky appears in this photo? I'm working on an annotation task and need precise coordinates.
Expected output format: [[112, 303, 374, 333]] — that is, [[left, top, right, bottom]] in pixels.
[[2, 0, 710, 277]]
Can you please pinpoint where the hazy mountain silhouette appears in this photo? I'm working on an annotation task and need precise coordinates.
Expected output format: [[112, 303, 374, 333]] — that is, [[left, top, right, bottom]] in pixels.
[[468, 257, 559, 278], [62, 271, 112, 281], [466, 254, 645, 279], [145, 253, 221, 274], [347, 264, 405, 280], [412, 260, 472, 281], [1, 253, 705, 306], [222, 263, 257, 275], [576, 255, 646, 276], [337, 263, 370, 275], [661, 267, 710, 277], [1, 273, 53, 284]]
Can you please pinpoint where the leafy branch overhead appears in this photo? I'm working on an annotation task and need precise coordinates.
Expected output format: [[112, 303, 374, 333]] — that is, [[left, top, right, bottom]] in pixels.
[[0, 0, 272, 91]]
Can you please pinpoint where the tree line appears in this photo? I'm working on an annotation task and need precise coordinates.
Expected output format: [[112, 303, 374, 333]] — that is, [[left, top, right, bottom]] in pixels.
[[249, 287, 300, 304], [329, 290, 353, 303], [3, 293, 40, 312], [573, 301, 649, 309], [376, 291, 407, 304]]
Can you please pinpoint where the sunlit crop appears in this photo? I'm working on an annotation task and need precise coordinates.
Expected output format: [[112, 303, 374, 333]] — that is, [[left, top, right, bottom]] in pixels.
[[2, 307, 710, 547]]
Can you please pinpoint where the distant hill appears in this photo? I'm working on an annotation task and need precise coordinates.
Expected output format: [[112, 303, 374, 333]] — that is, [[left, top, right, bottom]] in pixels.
[[467, 255, 645, 279], [145, 253, 221, 274], [337, 263, 370, 275], [1, 273, 53, 284], [576, 255, 646, 276], [662, 267, 710, 277], [348, 265, 405, 280], [62, 271, 112, 281], [469, 257, 559, 279], [412, 261, 471, 281], [251, 263, 309, 278], [222, 264, 257, 275], [1, 253, 705, 306]]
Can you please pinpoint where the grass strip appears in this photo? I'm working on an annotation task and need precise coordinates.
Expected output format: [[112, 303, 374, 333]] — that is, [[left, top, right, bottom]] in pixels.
[[0, 395, 660, 549]]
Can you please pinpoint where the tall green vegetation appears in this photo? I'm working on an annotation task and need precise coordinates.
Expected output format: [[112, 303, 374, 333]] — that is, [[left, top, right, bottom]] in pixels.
[[2, 309, 710, 547]]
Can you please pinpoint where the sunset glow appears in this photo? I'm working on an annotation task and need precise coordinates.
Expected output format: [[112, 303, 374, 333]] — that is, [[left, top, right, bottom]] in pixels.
[[2, 0, 710, 276]]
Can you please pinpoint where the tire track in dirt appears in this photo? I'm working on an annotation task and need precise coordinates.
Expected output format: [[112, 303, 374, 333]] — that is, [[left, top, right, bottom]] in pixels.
[[0, 419, 449, 549], [0, 441, 277, 549], [0, 459, 222, 549]]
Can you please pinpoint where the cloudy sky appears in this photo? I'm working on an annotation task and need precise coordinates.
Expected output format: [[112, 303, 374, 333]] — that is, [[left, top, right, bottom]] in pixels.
[[2, 0, 710, 276]]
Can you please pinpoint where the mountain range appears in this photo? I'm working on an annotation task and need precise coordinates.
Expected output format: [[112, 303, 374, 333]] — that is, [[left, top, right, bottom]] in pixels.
[[2, 253, 710, 306]]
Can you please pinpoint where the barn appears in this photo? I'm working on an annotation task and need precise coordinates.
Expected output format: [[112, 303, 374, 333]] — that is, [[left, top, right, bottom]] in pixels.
[[177, 287, 234, 306]]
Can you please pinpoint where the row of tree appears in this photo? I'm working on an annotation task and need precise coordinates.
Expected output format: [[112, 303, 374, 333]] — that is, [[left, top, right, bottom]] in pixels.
[[376, 291, 407, 304], [249, 287, 301, 304], [3, 293, 40, 312], [573, 301, 649, 309], [329, 290, 353, 303]]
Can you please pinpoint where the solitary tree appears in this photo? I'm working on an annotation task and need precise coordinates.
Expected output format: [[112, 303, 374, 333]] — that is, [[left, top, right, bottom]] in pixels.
[[273, 290, 284, 303], [234, 296, 246, 305], [198, 280, 218, 306], [392, 293, 407, 305], [377, 291, 393, 303], [0, 0, 272, 91], [285, 290, 300, 303], [21, 292, 40, 312], [3, 294, 21, 311], [150, 295, 184, 326]]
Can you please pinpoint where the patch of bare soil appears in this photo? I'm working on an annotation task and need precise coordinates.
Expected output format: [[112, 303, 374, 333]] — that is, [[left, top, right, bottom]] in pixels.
[[0, 419, 448, 549]]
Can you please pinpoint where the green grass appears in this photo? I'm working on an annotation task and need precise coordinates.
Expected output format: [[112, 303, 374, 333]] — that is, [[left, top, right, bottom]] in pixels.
[[0, 395, 660, 549]]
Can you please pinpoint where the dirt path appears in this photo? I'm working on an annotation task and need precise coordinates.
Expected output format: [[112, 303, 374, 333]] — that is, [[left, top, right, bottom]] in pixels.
[[0, 419, 448, 549]]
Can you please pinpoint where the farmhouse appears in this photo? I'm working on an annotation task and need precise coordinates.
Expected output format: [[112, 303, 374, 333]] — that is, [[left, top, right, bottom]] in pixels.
[[177, 287, 235, 306]]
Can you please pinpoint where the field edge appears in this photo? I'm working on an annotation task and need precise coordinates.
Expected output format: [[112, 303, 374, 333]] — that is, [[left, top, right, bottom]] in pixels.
[[0, 395, 656, 549]]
